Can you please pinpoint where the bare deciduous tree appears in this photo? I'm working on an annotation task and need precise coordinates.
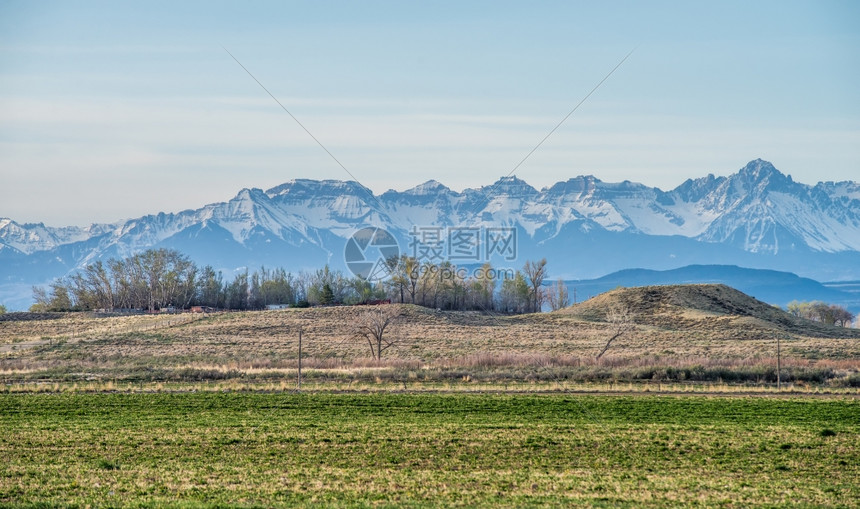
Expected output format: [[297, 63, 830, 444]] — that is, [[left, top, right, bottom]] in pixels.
[[833, 307, 855, 327], [547, 278, 570, 311], [596, 303, 635, 359], [787, 300, 855, 327], [523, 258, 548, 313], [352, 306, 403, 361]]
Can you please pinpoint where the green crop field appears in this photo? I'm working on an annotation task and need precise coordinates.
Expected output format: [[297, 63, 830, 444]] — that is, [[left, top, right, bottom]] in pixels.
[[1, 393, 858, 507]]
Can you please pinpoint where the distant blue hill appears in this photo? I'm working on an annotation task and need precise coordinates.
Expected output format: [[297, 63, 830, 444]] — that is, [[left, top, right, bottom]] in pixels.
[[564, 265, 860, 314]]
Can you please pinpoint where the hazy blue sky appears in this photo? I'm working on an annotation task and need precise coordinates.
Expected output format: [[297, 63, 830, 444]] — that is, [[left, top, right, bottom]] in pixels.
[[1, 0, 858, 225]]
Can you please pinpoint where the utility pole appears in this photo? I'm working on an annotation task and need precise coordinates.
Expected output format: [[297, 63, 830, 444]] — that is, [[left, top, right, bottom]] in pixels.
[[777, 335, 781, 391], [573, 287, 577, 305], [297, 326, 303, 391]]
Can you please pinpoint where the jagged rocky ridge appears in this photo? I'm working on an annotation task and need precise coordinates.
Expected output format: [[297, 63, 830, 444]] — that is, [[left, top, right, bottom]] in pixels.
[[2, 159, 860, 309]]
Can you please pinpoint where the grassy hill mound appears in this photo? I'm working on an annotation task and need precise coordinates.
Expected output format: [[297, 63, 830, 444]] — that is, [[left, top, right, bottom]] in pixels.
[[561, 284, 860, 339]]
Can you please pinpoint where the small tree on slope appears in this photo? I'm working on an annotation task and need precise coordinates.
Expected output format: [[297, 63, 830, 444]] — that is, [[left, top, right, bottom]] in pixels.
[[596, 303, 635, 360]]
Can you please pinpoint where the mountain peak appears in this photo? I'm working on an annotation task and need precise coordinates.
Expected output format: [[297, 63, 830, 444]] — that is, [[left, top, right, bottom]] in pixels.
[[4, 159, 860, 290], [265, 179, 376, 200], [403, 180, 451, 195], [234, 188, 267, 201], [484, 175, 538, 196], [733, 159, 795, 193], [738, 159, 790, 181], [543, 175, 604, 196], [744, 158, 775, 170]]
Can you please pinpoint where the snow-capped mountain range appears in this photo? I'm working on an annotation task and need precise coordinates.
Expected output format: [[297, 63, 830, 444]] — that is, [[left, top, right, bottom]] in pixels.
[[2, 159, 860, 309]]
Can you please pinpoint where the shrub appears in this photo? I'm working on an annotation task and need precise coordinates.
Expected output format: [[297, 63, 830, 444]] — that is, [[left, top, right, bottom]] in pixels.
[[97, 458, 120, 470]]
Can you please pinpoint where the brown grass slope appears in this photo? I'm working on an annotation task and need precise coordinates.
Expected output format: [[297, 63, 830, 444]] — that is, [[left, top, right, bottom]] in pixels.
[[561, 283, 860, 339], [0, 312, 64, 322], [3, 294, 860, 385]]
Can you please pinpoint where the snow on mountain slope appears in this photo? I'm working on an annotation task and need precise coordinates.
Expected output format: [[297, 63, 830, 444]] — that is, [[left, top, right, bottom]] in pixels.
[[538, 177, 632, 232], [766, 191, 860, 252], [2, 160, 859, 279], [379, 180, 461, 231], [266, 179, 391, 235], [0, 218, 116, 254], [690, 160, 860, 253], [814, 181, 860, 208]]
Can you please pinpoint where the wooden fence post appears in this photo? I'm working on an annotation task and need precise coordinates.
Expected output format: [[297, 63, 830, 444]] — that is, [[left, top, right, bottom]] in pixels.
[[777, 336, 781, 391], [297, 326, 303, 391]]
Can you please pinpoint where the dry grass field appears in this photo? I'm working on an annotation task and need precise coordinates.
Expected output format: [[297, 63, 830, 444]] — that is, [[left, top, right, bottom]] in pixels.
[[2, 285, 859, 389]]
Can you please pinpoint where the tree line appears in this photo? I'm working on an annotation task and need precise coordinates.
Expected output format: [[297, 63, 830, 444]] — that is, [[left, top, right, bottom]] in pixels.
[[384, 255, 571, 312], [32, 249, 197, 313], [30, 249, 566, 313], [786, 300, 855, 327]]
